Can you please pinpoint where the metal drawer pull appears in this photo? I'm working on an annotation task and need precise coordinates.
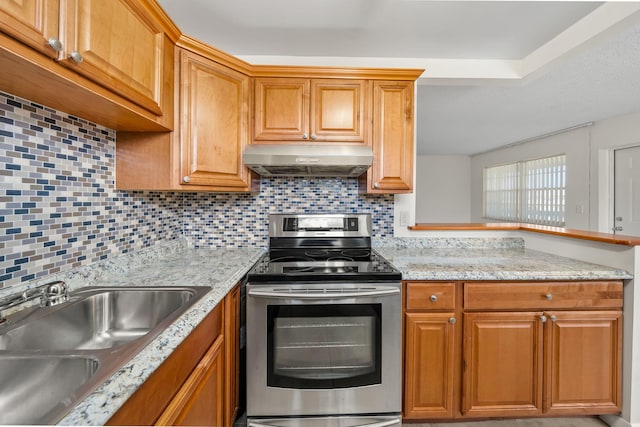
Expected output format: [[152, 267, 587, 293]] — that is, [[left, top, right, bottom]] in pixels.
[[430, 294, 437, 302], [449, 317, 456, 325], [545, 293, 553, 301]]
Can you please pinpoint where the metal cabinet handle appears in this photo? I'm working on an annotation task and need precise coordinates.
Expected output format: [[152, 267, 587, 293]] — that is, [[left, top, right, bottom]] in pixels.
[[449, 317, 456, 325], [48, 38, 63, 52], [182, 176, 191, 183], [310, 133, 317, 140], [540, 315, 547, 323], [550, 314, 557, 322], [69, 51, 83, 63], [612, 226, 623, 232], [373, 182, 380, 189], [302, 133, 309, 139], [430, 294, 437, 302], [545, 293, 553, 301]]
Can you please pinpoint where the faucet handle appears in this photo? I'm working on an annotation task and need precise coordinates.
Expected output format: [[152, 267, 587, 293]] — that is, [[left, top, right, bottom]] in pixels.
[[41, 281, 68, 307]]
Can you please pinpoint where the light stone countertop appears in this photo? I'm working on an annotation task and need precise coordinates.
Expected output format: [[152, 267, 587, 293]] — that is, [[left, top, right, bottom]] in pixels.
[[375, 246, 633, 281], [55, 242, 264, 426]]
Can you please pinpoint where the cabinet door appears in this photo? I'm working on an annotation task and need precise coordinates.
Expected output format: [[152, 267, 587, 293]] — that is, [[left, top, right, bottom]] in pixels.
[[310, 79, 368, 142], [253, 78, 309, 141], [361, 81, 414, 193], [463, 312, 544, 417], [61, 0, 165, 115], [180, 49, 254, 190], [404, 312, 456, 419], [224, 285, 240, 426], [155, 336, 225, 426], [544, 310, 622, 415], [0, 0, 60, 58]]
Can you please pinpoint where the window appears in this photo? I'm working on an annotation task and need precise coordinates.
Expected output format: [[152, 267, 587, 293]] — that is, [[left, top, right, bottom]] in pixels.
[[484, 154, 566, 226]]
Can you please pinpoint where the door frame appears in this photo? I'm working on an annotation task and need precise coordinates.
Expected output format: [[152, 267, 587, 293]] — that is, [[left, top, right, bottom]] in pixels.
[[600, 143, 640, 234]]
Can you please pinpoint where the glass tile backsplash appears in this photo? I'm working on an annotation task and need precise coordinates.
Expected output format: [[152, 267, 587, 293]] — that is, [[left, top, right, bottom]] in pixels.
[[0, 91, 393, 288]]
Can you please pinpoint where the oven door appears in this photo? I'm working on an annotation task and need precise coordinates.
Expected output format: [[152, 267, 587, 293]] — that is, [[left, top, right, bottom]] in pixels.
[[246, 282, 401, 418]]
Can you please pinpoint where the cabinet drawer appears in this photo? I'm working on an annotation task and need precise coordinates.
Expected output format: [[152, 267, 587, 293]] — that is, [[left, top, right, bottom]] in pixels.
[[406, 282, 456, 310], [464, 281, 623, 310]]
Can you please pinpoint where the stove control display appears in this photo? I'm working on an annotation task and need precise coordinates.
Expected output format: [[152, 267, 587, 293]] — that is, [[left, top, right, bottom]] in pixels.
[[283, 216, 359, 231], [346, 217, 359, 231]]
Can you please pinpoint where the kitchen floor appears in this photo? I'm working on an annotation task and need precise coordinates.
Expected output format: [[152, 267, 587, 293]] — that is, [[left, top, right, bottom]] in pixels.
[[233, 414, 608, 426]]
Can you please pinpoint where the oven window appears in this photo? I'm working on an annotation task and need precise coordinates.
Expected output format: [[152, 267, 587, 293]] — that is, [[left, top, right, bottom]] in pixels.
[[267, 304, 381, 389]]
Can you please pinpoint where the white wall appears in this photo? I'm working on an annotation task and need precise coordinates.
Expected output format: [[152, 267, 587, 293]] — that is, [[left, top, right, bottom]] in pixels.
[[415, 155, 471, 223]]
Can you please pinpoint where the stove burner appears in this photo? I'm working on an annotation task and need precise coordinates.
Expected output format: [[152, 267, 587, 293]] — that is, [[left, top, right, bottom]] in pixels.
[[304, 249, 330, 258], [340, 249, 370, 258]]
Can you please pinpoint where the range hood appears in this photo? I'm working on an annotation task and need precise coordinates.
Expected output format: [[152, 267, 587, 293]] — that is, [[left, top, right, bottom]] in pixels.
[[243, 144, 373, 177]]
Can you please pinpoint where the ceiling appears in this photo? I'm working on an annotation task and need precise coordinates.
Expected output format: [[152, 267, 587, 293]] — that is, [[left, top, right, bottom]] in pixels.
[[157, 0, 640, 155]]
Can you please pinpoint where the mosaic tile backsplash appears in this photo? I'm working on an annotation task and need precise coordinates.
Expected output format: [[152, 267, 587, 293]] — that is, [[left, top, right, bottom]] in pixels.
[[0, 91, 394, 289]]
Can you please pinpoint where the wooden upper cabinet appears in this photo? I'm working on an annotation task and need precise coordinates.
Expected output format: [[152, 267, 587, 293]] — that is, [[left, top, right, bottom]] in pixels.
[[253, 78, 368, 143], [59, 0, 165, 115], [360, 80, 414, 194], [310, 79, 368, 142], [180, 49, 255, 190], [254, 78, 309, 141], [0, 0, 61, 58]]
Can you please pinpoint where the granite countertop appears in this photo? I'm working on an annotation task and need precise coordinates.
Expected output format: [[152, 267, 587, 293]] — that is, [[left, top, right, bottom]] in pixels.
[[376, 246, 633, 281], [55, 243, 264, 426]]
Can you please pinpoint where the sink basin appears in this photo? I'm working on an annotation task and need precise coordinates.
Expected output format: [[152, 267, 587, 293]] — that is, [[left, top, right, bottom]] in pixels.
[[0, 287, 207, 351], [0, 355, 99, 425], [0, 285, 210, 424]]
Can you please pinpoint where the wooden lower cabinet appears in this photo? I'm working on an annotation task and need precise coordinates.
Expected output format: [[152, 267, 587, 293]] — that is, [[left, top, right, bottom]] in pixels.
[[107, 285, 240, 426], [403, 280, 623, 422], [224, 285, 240, 426], [156, 335, 225, 426], [544, 310, 622, 415], [404, 312, 457, 418], [462, 312, 544, 417]]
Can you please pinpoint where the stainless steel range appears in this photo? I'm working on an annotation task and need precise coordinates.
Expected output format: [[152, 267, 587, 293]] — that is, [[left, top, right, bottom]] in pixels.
[[246, 214, 402, 427]]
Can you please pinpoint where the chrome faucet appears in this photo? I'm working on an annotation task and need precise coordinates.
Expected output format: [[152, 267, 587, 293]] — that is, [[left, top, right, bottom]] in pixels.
[[0, 280, 69, 324]]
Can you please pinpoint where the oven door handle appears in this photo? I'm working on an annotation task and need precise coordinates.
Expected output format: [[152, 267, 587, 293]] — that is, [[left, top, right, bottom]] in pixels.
[[248, 287, 400, 299]]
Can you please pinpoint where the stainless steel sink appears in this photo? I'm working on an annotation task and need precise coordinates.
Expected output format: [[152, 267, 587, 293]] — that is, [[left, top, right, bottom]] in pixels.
[[0, 355, 99, 425], [0, 285, 210, 425], [0, 287, 204, 350]]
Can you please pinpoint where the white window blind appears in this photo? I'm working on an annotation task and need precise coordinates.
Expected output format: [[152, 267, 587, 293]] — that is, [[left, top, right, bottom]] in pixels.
[[483, 155, 566, 226]]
